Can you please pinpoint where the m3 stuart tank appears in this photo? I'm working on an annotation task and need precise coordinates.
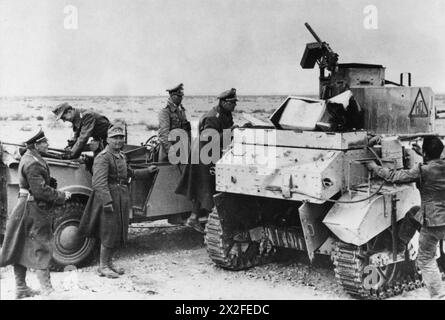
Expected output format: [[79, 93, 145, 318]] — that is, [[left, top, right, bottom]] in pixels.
[[204, 23, 445, 299]]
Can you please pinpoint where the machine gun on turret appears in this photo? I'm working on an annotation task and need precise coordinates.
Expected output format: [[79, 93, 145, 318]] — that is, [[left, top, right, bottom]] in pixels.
[[300, 22, 344, 99], [300, 22, 339, 73]]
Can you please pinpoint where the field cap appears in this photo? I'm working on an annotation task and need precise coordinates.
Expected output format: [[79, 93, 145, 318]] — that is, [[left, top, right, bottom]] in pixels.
[[53, 102, 72, 120], [217, 88, 238, 101], [108, 123, 125, 138]]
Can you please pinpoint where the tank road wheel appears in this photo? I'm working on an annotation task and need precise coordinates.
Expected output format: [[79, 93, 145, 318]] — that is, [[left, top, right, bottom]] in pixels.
[[332, 242, 421, 299], [204, 207, 275, 270], [51, 199, 97, 268]]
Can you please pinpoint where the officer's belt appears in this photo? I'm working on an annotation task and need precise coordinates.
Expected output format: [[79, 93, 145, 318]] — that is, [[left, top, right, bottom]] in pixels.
[[109, 178, 129, 186]]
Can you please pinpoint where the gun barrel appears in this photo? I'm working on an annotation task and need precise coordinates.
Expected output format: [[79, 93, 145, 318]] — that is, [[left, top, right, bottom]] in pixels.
[[397, 133, 445, 140], [304, 22, 322, 43]]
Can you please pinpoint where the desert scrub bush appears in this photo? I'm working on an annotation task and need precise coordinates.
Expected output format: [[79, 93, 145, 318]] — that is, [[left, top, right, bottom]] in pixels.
[[251, 108, 266, 113], [134, 120, 158, 131], [46, 114, 65, 129], [0, 116, 8, 121], [145, 123, 159, 131], [20, 124, 33, 131], [10, 113, 30, 121]]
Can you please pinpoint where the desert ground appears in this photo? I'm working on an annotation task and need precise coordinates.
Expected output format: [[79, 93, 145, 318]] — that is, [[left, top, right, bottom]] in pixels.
[[1, 95, 444, 300], [0, 220, 433, 300]]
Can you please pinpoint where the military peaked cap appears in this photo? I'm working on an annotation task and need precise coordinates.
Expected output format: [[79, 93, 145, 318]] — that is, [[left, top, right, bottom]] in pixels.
[[24, 129, 48, 146], [217, 88, 238, 101], [53, 102, 73, 120], [166, 83, 184, 96], [108, 123, 126, 138]]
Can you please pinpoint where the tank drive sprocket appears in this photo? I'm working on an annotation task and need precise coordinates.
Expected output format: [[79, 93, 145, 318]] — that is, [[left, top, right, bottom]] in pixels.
[[332, 241, 424, 299]]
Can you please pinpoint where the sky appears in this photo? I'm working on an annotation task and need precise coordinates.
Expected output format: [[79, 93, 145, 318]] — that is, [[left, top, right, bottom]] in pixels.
[[0, 0, 444, 96]]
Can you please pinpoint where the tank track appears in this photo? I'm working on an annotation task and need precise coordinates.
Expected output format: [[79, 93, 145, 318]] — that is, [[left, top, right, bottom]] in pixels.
[[332, 242, 424, 299], [204, 209, 275, 270]]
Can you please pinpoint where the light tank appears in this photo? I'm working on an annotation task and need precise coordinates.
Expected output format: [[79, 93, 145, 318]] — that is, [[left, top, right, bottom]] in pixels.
[[204, 23, 445, 299]]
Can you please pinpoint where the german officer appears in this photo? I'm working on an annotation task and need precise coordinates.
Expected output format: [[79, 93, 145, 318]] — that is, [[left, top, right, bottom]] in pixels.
[[158, 83, 191, 162], [83, 123, 158, 278], [0, 130, 71, 299], [175, 88, 240, 233], [53, 103, 110, 159]]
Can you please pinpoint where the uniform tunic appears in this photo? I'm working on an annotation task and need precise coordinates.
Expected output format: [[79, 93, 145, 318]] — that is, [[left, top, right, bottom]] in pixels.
[[158, 98, 191, 161], [70, 110, 110, 158], [175, 105, 233, 211], [83, 146, 153, 248], [373, 160, 445, 227], [0, 149, 65, 269]]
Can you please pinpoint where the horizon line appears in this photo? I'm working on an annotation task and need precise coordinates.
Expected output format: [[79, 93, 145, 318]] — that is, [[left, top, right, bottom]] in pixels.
[[0, 93, 320, 98]]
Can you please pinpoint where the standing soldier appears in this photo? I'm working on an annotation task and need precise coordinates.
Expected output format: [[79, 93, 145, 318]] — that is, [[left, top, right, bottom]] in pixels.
[[80, 123, 158, 278], [367, 136, 445, 299], [0, 130, 71, 299], [175, 88, 240, 233], [52, 103, 110, 160], [158, 83, 191, 162]]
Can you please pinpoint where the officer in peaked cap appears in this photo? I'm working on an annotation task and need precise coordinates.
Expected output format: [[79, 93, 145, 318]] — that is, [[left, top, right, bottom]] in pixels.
[[80, 121, 158, 279], [175, 88, 241, 233], [24, 128, 48, 146], [52, 102, 110, 160], [166, 83, 184, 96], [0, 129, 71, 299], [217, 88, 238, 102], [158, 83, 191, 162]]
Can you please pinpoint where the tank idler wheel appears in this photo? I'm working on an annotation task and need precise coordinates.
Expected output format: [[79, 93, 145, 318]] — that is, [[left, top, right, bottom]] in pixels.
[[204, 208, 275, 271]]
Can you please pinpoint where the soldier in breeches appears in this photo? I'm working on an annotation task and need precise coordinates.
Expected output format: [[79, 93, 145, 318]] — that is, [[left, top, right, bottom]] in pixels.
[[367, 136, 445, 299], [158, 83, 191, 162], [175, 88, 240, 233], [85, 123, 158, 278], [0, 130, 71, 299]]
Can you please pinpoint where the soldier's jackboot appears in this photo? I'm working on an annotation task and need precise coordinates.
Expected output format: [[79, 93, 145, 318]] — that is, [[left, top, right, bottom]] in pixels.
[[98, 245, 119, 278], [35, 269, 55, 296], [108, 249, 125, 275], [13, 264, 39, 299]]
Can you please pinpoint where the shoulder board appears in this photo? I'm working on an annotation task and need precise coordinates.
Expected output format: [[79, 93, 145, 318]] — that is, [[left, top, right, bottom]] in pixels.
[[23, 153, 39, 163], [98, 149, 108, 156], [23, 153, 45, 168]]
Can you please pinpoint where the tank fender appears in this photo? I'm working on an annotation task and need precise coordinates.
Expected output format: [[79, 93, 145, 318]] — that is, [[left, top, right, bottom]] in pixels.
[[299, 201, 334, 261], [322, 184, 420, 246]]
